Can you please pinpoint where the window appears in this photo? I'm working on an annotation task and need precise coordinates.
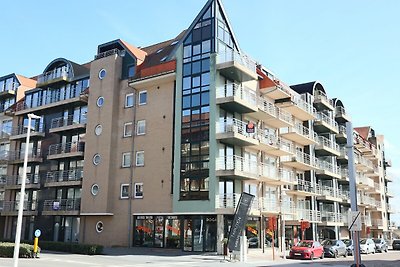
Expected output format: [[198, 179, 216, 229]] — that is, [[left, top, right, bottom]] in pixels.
[[93, 154, 101, 165], [122, 152, 131, 168], [96, 96, 104, 107], [98, 69, 106, 80], [123, 122, 133, 137], [91, 184, 99, 196], [136, 151, 144, 166], [120, 184, 129, 199], [125, 93, 134, 108], [134, 183, 143, 198], [127, 65, 135, 78], [138, 91, 147, 105], [94, 124, 102, 136], [137, 120, 146, 135]]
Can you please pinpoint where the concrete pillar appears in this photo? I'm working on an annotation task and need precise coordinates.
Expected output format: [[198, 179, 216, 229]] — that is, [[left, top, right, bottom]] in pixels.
[[217, 214, 224, 255]]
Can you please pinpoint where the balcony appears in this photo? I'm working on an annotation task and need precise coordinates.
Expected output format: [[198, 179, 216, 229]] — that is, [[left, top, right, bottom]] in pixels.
[[387, 204, 395, 213], [368, 182, 381, 194], [4, 174, 40, 190], [340, 168, 349, 181], [316, 160, 341, 179], [7, 150, 43, 164], [385, 187, 394, 198], [36, 67, 71, 86], [259, 198, 296, 215], [388, 221, 397, 230], [260, 81, 292, 100], [216, 119, 259, 147], [49, 114, 87, 134], [48, 141, 85, 160], [280, 123, 318, 146], [1, 201, 38, 216], [42, 198, 81, 215], [252, 99, 293, 128], [354, 153, 374, 171], [15, 87, 88, 115], [384, 174, 393, 182], [44, 168, 83, 187], [281, 151, 319, 171], [356, 173, 375, 190], [335, 106, 351, 123], [259, 166, 297, 185], [0, 175, 5, 188], [365, 166, 379, 177], [216, 51, 257, 82], [320, 211, 344, 226], [314, 90, 334, 111], [337, 146, 348, 164], [0, 81, 17, 99], [362, 216, 372, 226], [275, 95, 316, 121], [354, 135, 373, 154], [288, 179, 321, 197], [315, 136, 340, 156], [338, 189, 350, 203], [317, 186, 341, 202], [9, 123, 45, 141], [314, 112, 339, 134], [0, 130, 11, 142], [296, 209, 321, 223], [370, 219, 384, 230], [258, 135, 294, 156], [335, 125, 348, 144], [215, 193, 259, 213], [216, 84, 257, 113], [216, 155, 259, 180]]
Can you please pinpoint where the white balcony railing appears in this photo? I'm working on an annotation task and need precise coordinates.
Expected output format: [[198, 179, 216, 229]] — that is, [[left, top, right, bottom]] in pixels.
[[315, 90, 334, 107], [37, 66, 70, 84], [315, 112, 339, 132], [281, 123, 318, 142], [217, 50, 257, 73], [216, 118, 258, 140], [216, 84, 257, 105], [293, 94, 316, 116], [216, 155, 259, 177], [321, 211, 342, 223], [296, 179, 321, 195], [317, 160, 341, 176], [297, 209, 321, 222], [316, 136, 340, 153]]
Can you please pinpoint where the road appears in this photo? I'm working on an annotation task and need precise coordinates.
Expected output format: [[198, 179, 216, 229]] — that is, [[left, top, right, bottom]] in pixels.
[[1, 248, 399, 267]]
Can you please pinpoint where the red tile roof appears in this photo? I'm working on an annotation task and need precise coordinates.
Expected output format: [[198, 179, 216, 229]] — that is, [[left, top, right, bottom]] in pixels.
[[354, 127, 370, 140], [15, 75, 37, 88]]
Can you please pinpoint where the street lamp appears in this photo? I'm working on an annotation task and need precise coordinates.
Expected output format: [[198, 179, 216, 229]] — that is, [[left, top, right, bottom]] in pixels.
[[13, 113, 41, 267]]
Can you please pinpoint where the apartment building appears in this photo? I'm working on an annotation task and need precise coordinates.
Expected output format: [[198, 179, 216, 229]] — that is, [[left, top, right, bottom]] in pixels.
[[0, 0, 394, 253]]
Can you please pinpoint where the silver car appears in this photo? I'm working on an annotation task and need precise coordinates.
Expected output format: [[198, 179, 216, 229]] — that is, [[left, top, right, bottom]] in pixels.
[[360, 238, 375, 254]]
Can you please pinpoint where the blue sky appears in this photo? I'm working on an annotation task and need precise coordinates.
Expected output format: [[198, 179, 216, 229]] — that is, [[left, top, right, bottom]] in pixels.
[[1, 1, 399, 223]]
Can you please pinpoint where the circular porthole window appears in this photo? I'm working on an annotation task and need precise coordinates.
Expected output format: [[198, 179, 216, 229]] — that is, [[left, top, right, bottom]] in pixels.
[[91, 184, 99, 196], [98, 69, 106, 80], [96, 221, 104, 233], [93, 154, 101, 165], [95, 124, 103, 136], [96, 96, 104, 107]]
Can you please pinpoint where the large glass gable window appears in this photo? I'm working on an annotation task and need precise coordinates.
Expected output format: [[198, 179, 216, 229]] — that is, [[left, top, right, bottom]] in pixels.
[[179, 3, 214, 200]]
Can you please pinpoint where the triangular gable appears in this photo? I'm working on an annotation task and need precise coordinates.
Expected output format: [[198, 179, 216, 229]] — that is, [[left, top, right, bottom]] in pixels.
[[167, 0, 241, 60], [119, 39, 147, 64]]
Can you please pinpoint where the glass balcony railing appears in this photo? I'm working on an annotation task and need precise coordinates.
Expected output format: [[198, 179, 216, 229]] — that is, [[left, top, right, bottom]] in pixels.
[[50, 114, 87, 129], [48, 141, 84, 156], [2, 200, 37, 212], [216, 118, 258, 140], [216, 84, 257, 106], [46, 168, 83, 183], [43, 198, 81, 211], [216, 155, 259, 177], [10, 123, 45, 136], [6, 174, 40, 186], [217, 50, 257, 73], [317, 160, 341, 176], [315, 112, 339, 132], [316, 136, 340, 153], [37, 67, 70, 85]]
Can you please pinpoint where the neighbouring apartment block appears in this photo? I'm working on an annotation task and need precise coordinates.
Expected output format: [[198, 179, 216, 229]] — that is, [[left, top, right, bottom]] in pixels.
[[0, 0, 395, 253]]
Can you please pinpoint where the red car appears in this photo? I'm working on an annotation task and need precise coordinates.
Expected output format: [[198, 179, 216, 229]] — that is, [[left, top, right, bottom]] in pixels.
[[289, 240, 324, 260]]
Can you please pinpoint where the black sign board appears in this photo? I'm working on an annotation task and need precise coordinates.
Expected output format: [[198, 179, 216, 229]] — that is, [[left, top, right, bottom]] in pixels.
[[227, 192, 254, 252], [246, 122, 255, 133]]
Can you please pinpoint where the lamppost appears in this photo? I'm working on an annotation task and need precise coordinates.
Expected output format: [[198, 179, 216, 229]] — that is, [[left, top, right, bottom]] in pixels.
[[13, 113, 40, 267], [280, 188, 287, 259]]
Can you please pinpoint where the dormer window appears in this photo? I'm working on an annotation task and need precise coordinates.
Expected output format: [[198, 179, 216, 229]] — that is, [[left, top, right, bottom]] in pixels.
[[156, 48, 163, 54]]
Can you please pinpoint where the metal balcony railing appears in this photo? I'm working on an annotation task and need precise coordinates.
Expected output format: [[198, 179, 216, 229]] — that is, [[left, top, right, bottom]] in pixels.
[[5, 174, 40, 186], [216, 155, 259, 176], [356, 173, 374, 187], [215, 193, 258, 211], [281, 123, 318, 142], [362, 216, 372, 226], [354, 153, 374, 169], [216, 118, 258, 139], [217, 50, 257, 73], [316, 136, 340, 152], [295, 179, 321, 195], [338, 189, 350, 200], [293, 94, 316, 116], [6, 150, 42, 161], [43, 198, 81, 211], [338, 125, 347, 134], [2, 201, 37, 212], [0, 175, 6, 186], [296, 209, 321, 222], [315, 112, 339, 132], [257, 98, 277, 117], [10, 123, 44, 136], [321, 211, 342, 223], [290, 150, 319, 168], [0, 81, 18, 92], [46, 168, 83, 183], [216, 84, 257, 106], [371, 219, 383, 227], [314, 90, 334, 106], [50, 114, 87, 129], [258, 165, 296, 184], [335, 106, 351, 119], [320, 185, 338, 198], [317, 160, 341, 176], [37, 66, 70, 85], [48, 141, 84, 156]]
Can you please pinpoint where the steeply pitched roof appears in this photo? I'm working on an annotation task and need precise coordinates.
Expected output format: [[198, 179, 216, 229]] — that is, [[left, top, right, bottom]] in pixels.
[[119, 39, 147, 62], [354, 127, 371, 140], [15, 75, 37, 88]]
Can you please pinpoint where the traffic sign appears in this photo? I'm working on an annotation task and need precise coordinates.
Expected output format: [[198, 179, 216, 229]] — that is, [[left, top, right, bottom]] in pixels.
[[34, 229, 41, 237], [348, 211, 362, 231]]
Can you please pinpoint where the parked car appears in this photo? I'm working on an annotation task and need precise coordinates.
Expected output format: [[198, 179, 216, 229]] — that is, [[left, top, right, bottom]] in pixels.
[[289, 240, 324, 260], [373, 238, 388, 253], [321, 239, 347, 258], [248, 237, 259, 248], [392, 239, 400, 250], [342, 239, 354, 256], [360, 238, 375, 254]]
